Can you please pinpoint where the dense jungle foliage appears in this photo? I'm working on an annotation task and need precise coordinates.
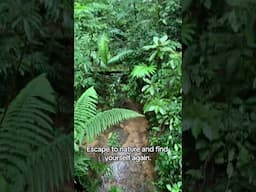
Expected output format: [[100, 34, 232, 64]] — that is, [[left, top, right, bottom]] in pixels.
[[3, 0, 254, 191], [0, 0, 73, 191], [74, 0, 181, 191], [183, 0, 256, 191]]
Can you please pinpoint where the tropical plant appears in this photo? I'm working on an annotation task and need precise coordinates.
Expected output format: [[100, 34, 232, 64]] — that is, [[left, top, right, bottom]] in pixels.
[[0, 75, 72, 192], [96, 34, 133, 67], [74, 86, 142, 145], [74, 86, 143, 190], [131, 64, 157, 79], [0, 0, 73, 191], [128, 35, 182, 191], [143, 35, 178, 62]]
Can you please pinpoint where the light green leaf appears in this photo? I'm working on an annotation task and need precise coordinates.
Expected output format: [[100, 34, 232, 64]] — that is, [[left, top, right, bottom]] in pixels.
[[227, 162, 234, 178]]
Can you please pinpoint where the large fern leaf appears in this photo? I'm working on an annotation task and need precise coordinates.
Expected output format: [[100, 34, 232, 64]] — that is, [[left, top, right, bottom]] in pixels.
[[74, 87, 98, 146], [0, 75, 72, 192], [74, 87, 143, 144], [85, 108, 143, 143], [108, 49, 133, 65], [25, 133, 73, 192]]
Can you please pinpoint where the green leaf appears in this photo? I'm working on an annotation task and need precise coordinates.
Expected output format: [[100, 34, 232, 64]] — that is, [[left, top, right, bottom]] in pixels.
[[108, 50, 133, 65], [166, 184, 172, 191], [131, 64, 156, 79], [86, 108, 143, 142], [97, 34, 110, 65], [0, 75, 72, 191], [227, 162, 234, 178], [160, 35, 168, 42], [23, 20, 32, 41]]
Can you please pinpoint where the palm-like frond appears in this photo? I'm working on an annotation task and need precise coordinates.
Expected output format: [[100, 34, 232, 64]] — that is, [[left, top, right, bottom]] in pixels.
[[86, 108, 143, 142], [0, 75, 72, 192], [131, 64, 157, 79]]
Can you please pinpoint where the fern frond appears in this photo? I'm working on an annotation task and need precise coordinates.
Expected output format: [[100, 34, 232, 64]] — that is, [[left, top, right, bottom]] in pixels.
[[74, 87, 98, 145], [0, 75, 72, 192], [131, 64, 157, 79], [74, 87, 143, 144], [1, 74, 55, 136], [85, 108, 143, 143], [108, 49, 133, 65], [97, 34, 110, 66], [24, 133, 73, 192], [75, 87, 98, 125]]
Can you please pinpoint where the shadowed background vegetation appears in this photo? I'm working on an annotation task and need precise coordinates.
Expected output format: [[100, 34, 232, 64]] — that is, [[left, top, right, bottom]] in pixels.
[[0, 0, 74, 191], [183, 0, 256, 191]]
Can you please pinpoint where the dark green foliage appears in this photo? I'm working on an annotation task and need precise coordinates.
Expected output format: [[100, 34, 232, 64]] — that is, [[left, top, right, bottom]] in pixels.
[[183, 0, 256, 191], [0, 0, 73, 115], [0, 75, 73, 192], [0, 0, 73, 191]]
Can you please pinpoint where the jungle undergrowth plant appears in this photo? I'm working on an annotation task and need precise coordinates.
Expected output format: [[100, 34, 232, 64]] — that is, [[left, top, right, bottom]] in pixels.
[[109, 186, 124, 192], [74, 86, 143, 190], [0, 75, 73, 192], [130, 35, 182, 192], [107, 132, 121, 148]]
